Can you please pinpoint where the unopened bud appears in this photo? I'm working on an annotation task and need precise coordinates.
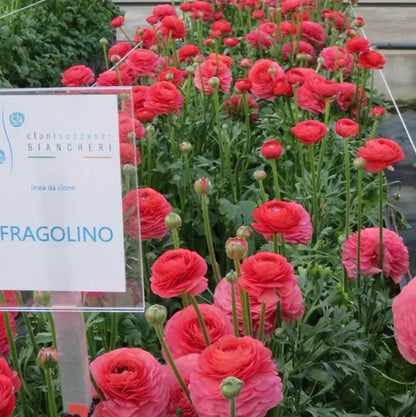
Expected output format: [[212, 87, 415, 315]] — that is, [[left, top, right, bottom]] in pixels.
[[37, 347, 58, 369], [194, 178, 213, 196], [225, 237, 247, 260], [220, 376, 244, 400], [209, 76, 220, 88], [186, 66, 195, 75], [236, 225, 253, 241], [353, 157, 366, 170], [100, 38, 108, 46], [165, 212, 182, 229], [111, 55, 121, 64], [225, 270, 238, 284], [253, 170, 267, 181], [123, 163, 137, 176], [147, 125, 155, 135], [180, 142, 193, 153], [145, 304, 167, 325]]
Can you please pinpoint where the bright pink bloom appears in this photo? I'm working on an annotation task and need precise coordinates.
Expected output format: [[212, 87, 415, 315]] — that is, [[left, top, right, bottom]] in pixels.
[[145, 81, 184, 115], [61, 65, 94, 87], [164, 304, 233, 358], [134, 27, 158, 48], [90, 348, 169, 417], [291, 120, 327, 145], [126, 49, 159, 78], [0, 358, 21, 393], [123, 188, 172, 241], [345, 36, 370, 54], [252, 200, 313, 245], [0, 314, 15, 357], [119, 143, 141, 166], [337, 82, 367, 114], [152, 4, 176, 21], [110, 15, 125, 28], [194, 59, 232, 94], [248, 59, 285, 100], [188, 335, 283, 417], [261, 140, 282, 159], [282, 41, 316, 63], [108, 42, 132, 61], [118, 111, 146, 143], [150, 249, 208, 298], [159, 15, 186, 39], [300, 21, 326, 48], [342, 227, 409, 283], [319, 46, 353, 77], [392, 277, 416, 364], [0, 376, 15, 417], [335, 118, 360, 139]]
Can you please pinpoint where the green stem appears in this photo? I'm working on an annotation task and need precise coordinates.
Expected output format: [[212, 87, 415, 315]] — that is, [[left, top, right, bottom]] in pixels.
[[344, 140, 351, 239], [188, 295, 210, 346], [230, 398, 237, 417], [45, 368, 58, 417], [172, 228, 180, 249], [47, 312, 57, 349], [154, 324, 192, 403], [308, 145, 318, 242], [258, 179, 268, 203], [370, 119, 379, 140], [356, 167, 364, 321], [109, 313, 118, 351], [230, 282, 240, 337], [270, 159, 281, 200], [256, 302, 266, 341], [378, 170, 384, 269], [273, 233, 279, 254], [201, 194, 222, 284], [14, 291, 38, 353], [120, 27, 134, 45], [181, 291, 189, 308]]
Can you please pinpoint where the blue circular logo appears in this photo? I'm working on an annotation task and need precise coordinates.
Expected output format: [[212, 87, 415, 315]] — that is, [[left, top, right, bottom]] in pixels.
[[9, 112, 25, 127], [0, 149, 5, 165]]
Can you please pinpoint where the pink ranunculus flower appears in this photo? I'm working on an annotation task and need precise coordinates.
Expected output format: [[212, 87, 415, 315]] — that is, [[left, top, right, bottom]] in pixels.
[[342, 227, 409, 283], [165, 354, 199, 417], [194, 59, 232, 94], [189, 335, 283, 417], [90, 348, 169, 417], [126, 49, 160, 78], [319, 46, 353, 77], [164, 304, 233, 358], [248, 59, 285, 100], [392, 277, 416, 364]]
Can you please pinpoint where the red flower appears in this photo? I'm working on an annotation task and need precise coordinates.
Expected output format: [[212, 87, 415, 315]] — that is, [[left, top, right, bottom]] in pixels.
[[123, 188, 172, 241], [345, 36, 370, 54], [273, 76, 293, 97], [321, 10, 349, 31], [150, 249, 208, 298], [134, 27, 158, 48], [371, 106, 386, 119], [392, 277, 416, 364], [223, 36, 239, 47], [108, 42, 132, 61], [118, 111, 146, 143], [90, 348, 169, 417], [337, 82, 367, 114], [159, 15, 186, 39], [95, 67, 134, 87], [335, 118, 360, 139], [300, 20, 326, 48], [151, 4, 176, 21], [261, 140, 282, 159], [194, 59, 232, 94], [357, 50, 385, 69], [0, 358, 21, 393], [178, 44, 200, 63], [61, 65, 94, 87], [234, 78, 252, 92], [342, 227, 409, 283], [223, 93, 259, 121], [157, 66, 186, 86], [144, 81, 184, 115], [286, 67, 316, 86], [210, 19, 233, 35], [239, 252, 296, 303], [291, 120, 327, 145], [319, 46, 353, 77], [306, 73, 340, 98], [0, 314, 15, 357], [282, 41, 316, 63], [110, 15, 125, 28], [207, 53, 233, 68], [188, 335, 283, 417], [355, 138, 405, 172], [126, 49, 159, 78], [164, 304, 233, 358], [0, 376, 15, 417], [248, 59, 285, 100], [252, 200, 313, 245], [119, 143, 141, 166]]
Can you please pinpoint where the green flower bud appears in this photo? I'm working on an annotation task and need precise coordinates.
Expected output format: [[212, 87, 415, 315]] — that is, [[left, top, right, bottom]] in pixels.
[[100, 38, 108, 46], [145, 304, 167, 325], [186, 66, 195, 76], [225, 270, 238, 284], [225, 237, 247, 260], [208, 76, 220, 88], [253, 170, 267, 181], [194, 178, 213, 196], [353, 157, 367, 170], [122, 164, 137, 176], [165, 212, 182, 229], [220, 376, 244, 400], [36, 347, 58, 369], [180, 142, 193, 153], [147, 125, 155, 135], [236, 225, 253, 241]]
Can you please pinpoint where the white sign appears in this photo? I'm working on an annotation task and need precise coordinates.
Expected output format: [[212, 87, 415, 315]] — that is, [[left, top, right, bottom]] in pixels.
[[0, 94, 126, 292]]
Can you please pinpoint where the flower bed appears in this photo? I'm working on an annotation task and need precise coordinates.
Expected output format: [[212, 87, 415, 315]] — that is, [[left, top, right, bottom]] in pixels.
[[1, 0, 416, 416]]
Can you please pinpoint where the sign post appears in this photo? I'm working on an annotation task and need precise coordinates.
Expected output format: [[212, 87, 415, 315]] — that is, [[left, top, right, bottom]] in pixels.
[[0, 87, 144, 414]]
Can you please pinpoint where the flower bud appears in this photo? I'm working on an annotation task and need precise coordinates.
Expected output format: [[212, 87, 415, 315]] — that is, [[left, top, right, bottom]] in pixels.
[[236, 225, 253, 241], [37, 347, 58, 369], [127, 132, 136, 142], [225, 237, 247, 260], [33, 291, 51, 306], [353, 157, 367, 170], [225, 270, 238, 284], [145, 304, 167, 325], [165, 212, 182, 229], [186, 65, 195, 76], [147, 125, 155, 135], [239, 58, 252, 68], [122, 164, 137, 176], [208, 76, 220, 88], [220, 376, 244, 400], [180, 142, 193, 153], [110, 55, 121, 64], [194, 178, 213, 196], [253, 170, 267, 181], [371, 106, 385, 120], [261, 139, 283, 159], [100, 38, 108, 46]]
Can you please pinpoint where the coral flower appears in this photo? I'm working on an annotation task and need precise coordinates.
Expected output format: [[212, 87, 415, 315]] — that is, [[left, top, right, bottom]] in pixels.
[[164, 304, 233, 358], [239, 252, 297, 303], [61, 65, 94, 87], [126, 49, 159, 78], [335, 118, 360, 139], [290, 120, 327, 145], [357, 50, 385, 69], [392, 277, 416, 364], [122, 188, 172, 241], [261, 140, 283, 159], [355, 138, 405, 172], [188, 335, 283, 417], [194, 59, 232, 94], [252, 200, 313, 244], [144, 81, 184, 115], [342, 227, 409, 283], [248, 59, 285, 100], [150, 249, 208, 298], [90, 347, 169, 417]]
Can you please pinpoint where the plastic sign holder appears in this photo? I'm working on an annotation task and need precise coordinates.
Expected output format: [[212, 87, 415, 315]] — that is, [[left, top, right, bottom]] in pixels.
[[0, 87, 144, 413]]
